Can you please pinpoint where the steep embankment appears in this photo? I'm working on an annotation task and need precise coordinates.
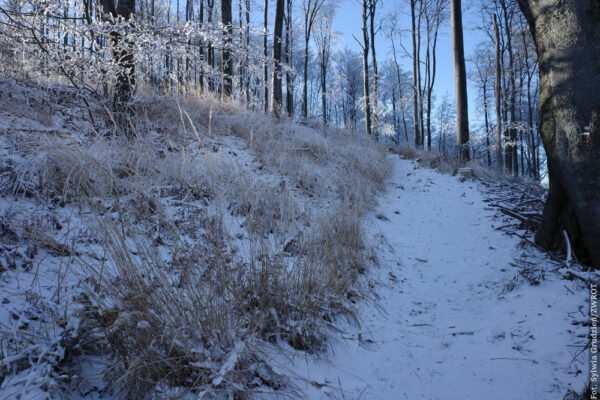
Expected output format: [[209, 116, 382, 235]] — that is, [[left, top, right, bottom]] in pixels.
[[0, 80, 390, 399], [281, 155, 590, 400]]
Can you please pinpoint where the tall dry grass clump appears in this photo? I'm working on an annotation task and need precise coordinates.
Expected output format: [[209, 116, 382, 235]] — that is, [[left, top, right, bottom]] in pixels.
[[4, 89, 392, 397]]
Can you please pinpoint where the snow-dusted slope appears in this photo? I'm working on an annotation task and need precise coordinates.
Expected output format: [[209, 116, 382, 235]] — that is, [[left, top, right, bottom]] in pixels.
[[279, 155, 589, 400]]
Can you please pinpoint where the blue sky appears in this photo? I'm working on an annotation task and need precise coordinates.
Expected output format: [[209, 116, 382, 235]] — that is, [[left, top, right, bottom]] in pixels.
[[333, 0, 485, 124]]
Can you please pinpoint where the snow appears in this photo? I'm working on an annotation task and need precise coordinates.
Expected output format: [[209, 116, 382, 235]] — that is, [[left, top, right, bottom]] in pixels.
[[274, 155, 589, 399], [0, 81, 591, 398]]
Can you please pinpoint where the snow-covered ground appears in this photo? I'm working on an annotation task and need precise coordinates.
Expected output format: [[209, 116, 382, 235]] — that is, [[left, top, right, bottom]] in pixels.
[[276, 155, 589, 400], [0, 80, 592, 399]]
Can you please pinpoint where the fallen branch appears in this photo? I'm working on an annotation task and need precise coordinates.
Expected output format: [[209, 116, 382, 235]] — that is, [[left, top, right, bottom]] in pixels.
[[496, 205, 540, 229]]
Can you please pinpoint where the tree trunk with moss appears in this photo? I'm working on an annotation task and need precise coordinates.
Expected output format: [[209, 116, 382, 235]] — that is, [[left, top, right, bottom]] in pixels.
[[518, 0, 600, 266]]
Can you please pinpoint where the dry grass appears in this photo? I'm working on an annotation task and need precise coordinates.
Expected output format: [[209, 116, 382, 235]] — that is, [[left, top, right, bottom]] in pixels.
[[391, 144, 521, 181], [2, 87, 392, 397]]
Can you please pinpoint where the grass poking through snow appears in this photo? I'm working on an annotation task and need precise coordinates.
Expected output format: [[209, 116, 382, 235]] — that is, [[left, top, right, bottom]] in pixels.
[[0, 86, 392, 398]]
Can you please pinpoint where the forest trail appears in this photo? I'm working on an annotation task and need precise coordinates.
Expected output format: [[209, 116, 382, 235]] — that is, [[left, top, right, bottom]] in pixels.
[[277, 155, 587, 400]]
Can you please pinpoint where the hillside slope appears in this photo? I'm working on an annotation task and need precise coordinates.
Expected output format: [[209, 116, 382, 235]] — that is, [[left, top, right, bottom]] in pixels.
[[0, 80, 390, 399]]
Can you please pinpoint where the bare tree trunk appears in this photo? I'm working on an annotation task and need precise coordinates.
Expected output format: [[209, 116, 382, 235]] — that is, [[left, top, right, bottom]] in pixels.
[[392, 88, 398, 141], [361, 0, 373, 137], [522, 26, 537, 179], [320, 55, 327, 123], [100, 0, 136, 129], [451, 0, 469, 160], [302, 35, 309, 118], [390, 34, 410, 144], [416, 2, 424, 147], [285, 0, 294, 117], [410, 0, 420, 147], [300, 0, 325, 119], [368, 0, 379, 140], [518, 0, 600, 266], [426, 12, 440, 151], [198, 0, 205, 93], [271, 0, 285, 116], [263, 0, 269, 112], [494, 15, 503, 170], [518, 57, 525, 176], [483, 82, 492, 166], [238, 0, 244, 94], [245, 0, 251, 102], [207, 0, 215, 92], [500, 0, 518, 176], [220, 0, 233, 98]]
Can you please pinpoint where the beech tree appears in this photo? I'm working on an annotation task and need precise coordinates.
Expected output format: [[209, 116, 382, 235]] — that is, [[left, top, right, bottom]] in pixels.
[[423, 0, 447, 150], [360, 0, 373, 137], [263, 0, 269, 111], [409, 0, 421, 147], [518, 0, 600, 266], [314, 10, 333, 124], [367, 0, 380, 139], [100, 0, 136, 121], [285, 0, 294, 117], [450, 0, 469, 160], [493, 13, 502, 170], [271, 0, 285, 116], [301, 0, 327, 119], [221, 0, 233, 97]]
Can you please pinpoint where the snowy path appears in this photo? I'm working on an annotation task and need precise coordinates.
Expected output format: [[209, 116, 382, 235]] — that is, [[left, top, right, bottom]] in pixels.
[[278, 156, 587, 400]]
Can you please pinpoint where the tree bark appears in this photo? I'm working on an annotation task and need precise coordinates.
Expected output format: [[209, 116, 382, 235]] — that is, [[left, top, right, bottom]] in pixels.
[[361, 0, 373, 137], [500, 0, 518, 176], [207, 0, 215, 92], [100, 0, 136, 129], [285, 0, 294, 117], [264, 0, 269, 112], [518, 0, 600, 266], [271, 0, 285, 116], [483, 81, 491, 166], [368, 0, 379, 140], [425, 11, 440, 152], [221, 0, 233, 98], [494, 14, 503, 170], [301, 0, 324, 119], [410, 0, 420, 147], [416, 2, 424, 147], [451, 0, 469, 160], [245, 0, 251, 102]]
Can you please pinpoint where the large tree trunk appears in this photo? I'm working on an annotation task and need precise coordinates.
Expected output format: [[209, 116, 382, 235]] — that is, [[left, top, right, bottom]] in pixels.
[[221, 0, 233, 98], [271, 0, 285, 116], [450, 0, 469, 160], [518, 0, 600, 266]]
